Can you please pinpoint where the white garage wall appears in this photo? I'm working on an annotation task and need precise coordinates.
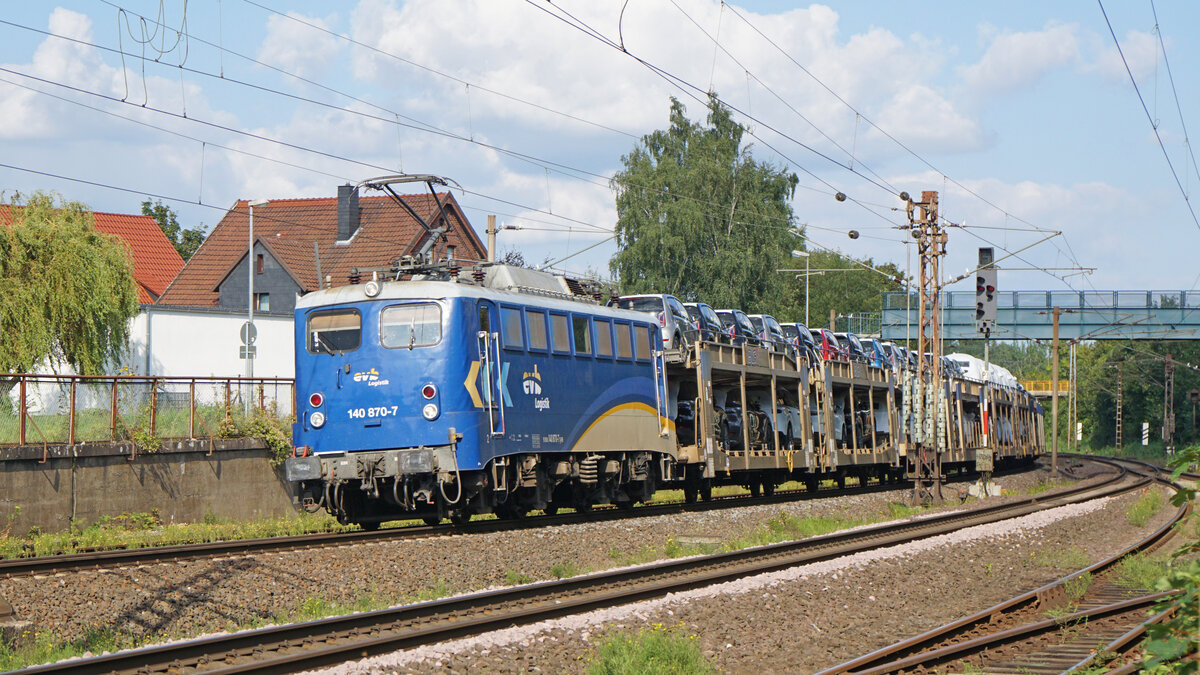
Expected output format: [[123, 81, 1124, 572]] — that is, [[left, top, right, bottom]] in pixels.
[[132, 306, 295, 379]]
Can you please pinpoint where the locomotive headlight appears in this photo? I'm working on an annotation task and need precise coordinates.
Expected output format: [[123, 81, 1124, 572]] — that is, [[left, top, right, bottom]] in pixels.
[[310, 411, 326, 428], [422, 403, 439, 420], [364, 280, 381, 298]]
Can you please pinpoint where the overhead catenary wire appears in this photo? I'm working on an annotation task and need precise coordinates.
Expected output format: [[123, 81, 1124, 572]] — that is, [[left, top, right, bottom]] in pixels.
[[1097, 0, 1200, 235], [6, 6, 1080, 283], [0, 14, 879, 244], [525, 0, 1088, 290], [719, 1, 1092, 284]]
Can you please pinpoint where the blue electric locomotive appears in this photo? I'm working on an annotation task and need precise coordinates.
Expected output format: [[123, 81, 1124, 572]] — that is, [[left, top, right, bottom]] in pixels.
[[285, 263, 676, 527]]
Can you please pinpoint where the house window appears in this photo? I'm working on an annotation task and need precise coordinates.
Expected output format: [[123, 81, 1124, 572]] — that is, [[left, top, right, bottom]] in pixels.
[[255, 293, 270, 312], [256, 254, 264, 274]]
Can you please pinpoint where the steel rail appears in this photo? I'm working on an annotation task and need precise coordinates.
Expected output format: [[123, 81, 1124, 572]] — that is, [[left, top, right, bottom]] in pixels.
[[19, 469, 1139, 674], [0, 466, 1010, 578], [819, 456, 1191, 674]]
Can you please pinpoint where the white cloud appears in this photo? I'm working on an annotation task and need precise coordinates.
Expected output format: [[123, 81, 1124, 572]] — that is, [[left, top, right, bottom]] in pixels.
[[959, 22, 1080, 94], [346, 0, 980, 161], [258, 12, 342, 81], [869, 84, 986, 153], [1087, 29, 1157, 83]]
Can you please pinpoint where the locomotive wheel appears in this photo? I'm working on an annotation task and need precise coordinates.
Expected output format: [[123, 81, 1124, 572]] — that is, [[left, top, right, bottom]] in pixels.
[[543, 504, 559, 516], [749, 481, 761, 498], [699, 480, 712, 501], [761, 479, 775, 496], [450, 509, 473, 526], [422, 515, 441, 526], [359, 521, 380, 532]]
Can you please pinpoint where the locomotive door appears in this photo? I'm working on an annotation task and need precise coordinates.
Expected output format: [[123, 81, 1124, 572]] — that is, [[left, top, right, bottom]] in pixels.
[[477, 300, 505, 437]]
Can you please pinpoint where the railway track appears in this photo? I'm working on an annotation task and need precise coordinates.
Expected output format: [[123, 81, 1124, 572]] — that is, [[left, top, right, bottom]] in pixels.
[[19, 465, 1140, 674], [819, 456, 1192, 674], [0, 466, 1011, 578]]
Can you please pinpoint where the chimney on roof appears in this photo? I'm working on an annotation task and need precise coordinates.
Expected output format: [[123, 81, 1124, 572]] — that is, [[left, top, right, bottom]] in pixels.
[[337, 184, 360, 242]]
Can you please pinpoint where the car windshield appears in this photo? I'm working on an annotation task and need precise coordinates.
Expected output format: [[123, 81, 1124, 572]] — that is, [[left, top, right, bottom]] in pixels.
[[716, 311, 736, 327], [736, 314, 756, 332], [701, 305, 720, 325], [781, 325, 798, 338], [615, 297, 663, 314], [685, 306, 702, 321]]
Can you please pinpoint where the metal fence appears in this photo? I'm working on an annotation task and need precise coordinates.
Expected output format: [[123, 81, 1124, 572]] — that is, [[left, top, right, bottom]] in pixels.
[[0, 374, 295, 448]]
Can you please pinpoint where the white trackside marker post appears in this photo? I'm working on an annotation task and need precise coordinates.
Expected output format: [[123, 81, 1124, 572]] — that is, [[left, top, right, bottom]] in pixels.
[[1142, 422, 1149, 446]]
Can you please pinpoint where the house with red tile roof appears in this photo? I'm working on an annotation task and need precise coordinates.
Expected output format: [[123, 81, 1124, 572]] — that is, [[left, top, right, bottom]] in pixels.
[[156, 186, 486, 314], [0, 205, 184, 304]]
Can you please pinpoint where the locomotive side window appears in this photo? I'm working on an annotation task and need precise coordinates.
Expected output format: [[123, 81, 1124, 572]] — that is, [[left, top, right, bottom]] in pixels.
[[550, 313, 570, 353], [595, 319, 613, 358], [526, 310, 548, 352], [635, 325, 652, 361], [307, 308, 361, 354], [572, 315, 592, 356], [501, 306, 524, 349], [615, 321, 633, 359], [380, 303, 442, 349]]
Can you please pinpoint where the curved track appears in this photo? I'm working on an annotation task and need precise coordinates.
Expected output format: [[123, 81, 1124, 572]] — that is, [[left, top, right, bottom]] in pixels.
[[19, 467, 1138, 674], [819, 456, 1191, 674]]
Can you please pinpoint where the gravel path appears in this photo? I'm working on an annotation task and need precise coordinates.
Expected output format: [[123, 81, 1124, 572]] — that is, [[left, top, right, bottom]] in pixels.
[[0, 461, 1092, 649], [324, 470, 1174, 673]]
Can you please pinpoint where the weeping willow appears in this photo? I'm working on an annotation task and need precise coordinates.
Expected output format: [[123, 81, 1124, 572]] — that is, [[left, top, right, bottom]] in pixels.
[[0, 191, 139, 374]]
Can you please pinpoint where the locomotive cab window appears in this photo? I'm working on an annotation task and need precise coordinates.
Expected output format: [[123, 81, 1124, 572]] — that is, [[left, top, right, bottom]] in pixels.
[[572, 315, 592, 356], [380, 303, 442, 349], [615, 322, 633, 360], [307, 308, 361, 354], [526, 309, 548, 352], [501, 306, 524, 350], [635, 325, 652, 361], [550, 313, 570, 354]]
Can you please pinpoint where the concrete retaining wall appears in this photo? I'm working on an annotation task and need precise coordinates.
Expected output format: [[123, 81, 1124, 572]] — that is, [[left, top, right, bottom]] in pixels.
[[0, 439, 299, 533]]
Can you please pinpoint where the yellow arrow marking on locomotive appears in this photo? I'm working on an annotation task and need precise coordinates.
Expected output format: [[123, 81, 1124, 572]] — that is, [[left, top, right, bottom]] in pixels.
[[464, 360, 483, 408]]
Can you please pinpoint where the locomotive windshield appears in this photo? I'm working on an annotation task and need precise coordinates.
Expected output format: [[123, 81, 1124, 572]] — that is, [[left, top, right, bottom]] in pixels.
[[307, 308, 361, 354], [380, 303, 442, 349]]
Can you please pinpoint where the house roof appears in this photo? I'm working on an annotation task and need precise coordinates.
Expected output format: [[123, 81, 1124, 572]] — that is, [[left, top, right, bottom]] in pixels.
[[155, 191, 487, 308], [0, 205, 185, 304]]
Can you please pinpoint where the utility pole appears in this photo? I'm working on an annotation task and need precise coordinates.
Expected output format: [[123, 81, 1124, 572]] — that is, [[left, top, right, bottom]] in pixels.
[[486, 215, 497, 262], [1164, 353, 1175, 454], [1067, 342, 1077, 453], [1115, 363, 1123, 448], [901, 190, 944, 505], [1051, 306, 1061, 476]]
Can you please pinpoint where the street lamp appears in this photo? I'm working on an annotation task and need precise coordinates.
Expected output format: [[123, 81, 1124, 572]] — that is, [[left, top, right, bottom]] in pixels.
[[246, 199, 269, 381], [791, 250, 810, 326]]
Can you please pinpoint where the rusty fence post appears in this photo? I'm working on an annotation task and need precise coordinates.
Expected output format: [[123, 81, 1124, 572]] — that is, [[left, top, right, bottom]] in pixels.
[[110, 379, 119, 442], [18, 377, 26, 445], [150, 377, 158, 436], [69, 377, 77, 445], [189, 380, 196, 439]]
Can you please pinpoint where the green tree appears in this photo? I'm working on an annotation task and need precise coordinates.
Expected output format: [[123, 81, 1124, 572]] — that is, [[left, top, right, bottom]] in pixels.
[[609, 96, 798, 312], [141, 198, 205, 260], [0, 191, 140, 374]]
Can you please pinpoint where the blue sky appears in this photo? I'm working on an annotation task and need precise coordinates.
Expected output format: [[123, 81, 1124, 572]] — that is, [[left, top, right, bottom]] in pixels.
[[1, 1, 1197, 294]]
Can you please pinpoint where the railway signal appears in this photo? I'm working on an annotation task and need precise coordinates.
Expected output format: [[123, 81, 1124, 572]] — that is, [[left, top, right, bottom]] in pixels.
[[975, 247, 996, 336]]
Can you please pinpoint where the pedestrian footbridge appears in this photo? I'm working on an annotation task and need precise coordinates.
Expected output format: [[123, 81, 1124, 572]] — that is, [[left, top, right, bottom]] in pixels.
[[880, 290, 1200, 341]]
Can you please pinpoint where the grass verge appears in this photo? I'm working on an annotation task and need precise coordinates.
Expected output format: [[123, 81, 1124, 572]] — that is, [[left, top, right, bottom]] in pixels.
[[586, 623, 713, 675], [1126, 489, 1165, 527], [0, 510, 371, 560]]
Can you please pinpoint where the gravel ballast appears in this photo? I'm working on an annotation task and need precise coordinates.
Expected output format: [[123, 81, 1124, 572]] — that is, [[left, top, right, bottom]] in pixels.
[[326, 478, 1177, 673], [0, 460, 1137, 664]]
